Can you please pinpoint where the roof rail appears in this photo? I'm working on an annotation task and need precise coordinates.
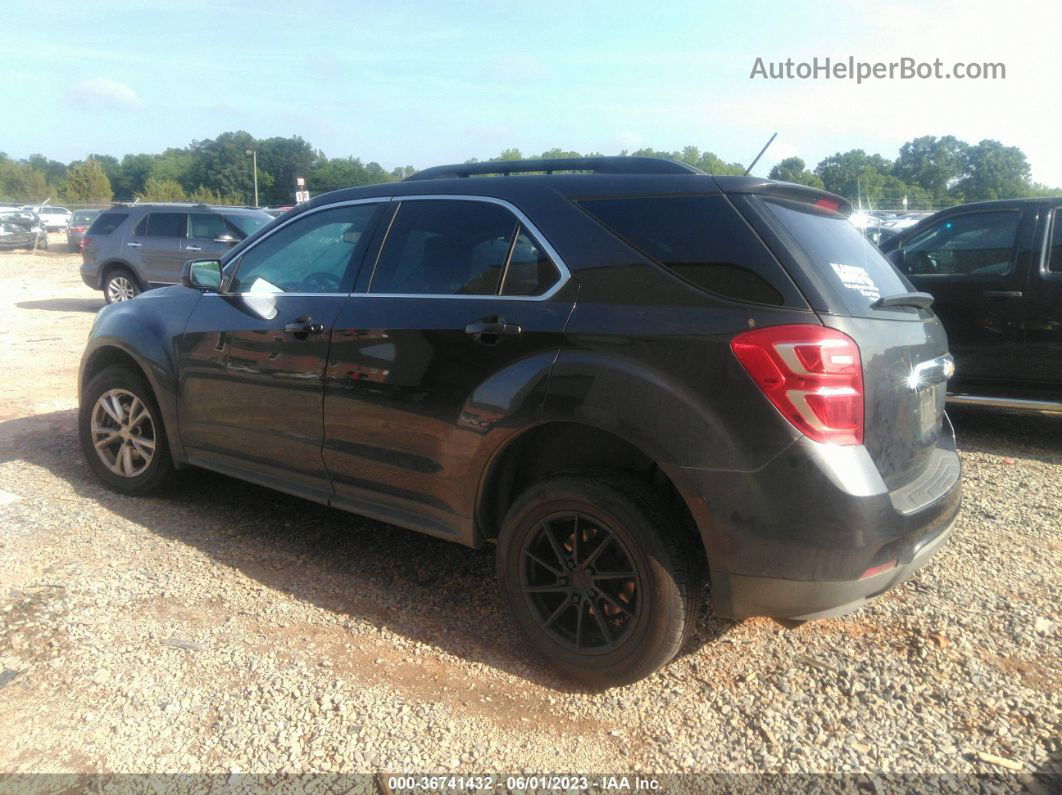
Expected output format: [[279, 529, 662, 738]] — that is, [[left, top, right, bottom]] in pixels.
[[404, 156, 704, 181]]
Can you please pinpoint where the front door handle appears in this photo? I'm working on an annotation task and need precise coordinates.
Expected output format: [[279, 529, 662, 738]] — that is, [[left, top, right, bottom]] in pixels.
[[185, 245, 202, 252], [284, 316, 326, 337], [127, 241, 142, 248], [464, 316, 522, 342], [983, 290, 1023, 299]]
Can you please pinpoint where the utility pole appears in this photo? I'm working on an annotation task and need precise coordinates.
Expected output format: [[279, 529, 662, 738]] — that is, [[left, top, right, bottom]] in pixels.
[[245, 149, 259, 207]]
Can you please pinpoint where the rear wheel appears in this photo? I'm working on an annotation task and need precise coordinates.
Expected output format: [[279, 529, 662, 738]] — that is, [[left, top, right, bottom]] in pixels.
[[496, 474, 702, 687], [79, 365, 176, 495], [103, 268, 140, 304]]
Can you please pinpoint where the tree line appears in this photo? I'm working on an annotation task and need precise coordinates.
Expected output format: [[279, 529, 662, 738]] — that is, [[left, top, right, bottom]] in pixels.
[[1, 132, 1057, 210]]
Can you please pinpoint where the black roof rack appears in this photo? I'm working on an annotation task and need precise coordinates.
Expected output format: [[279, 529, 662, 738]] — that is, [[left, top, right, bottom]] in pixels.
[[404, 156, 704, 181]]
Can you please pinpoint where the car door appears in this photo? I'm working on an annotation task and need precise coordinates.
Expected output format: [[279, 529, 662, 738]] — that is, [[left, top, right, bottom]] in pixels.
[[182, 211, 242, 262], [129, 211, 188, 285], [893, 206, 1035, 384], [177, 199, 387, 502], [322, 197, 576, 541], [1027, 204, 1062, 390]]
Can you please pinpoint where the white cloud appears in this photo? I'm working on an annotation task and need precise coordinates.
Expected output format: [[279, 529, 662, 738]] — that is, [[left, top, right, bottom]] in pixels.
[[64, 78, 142, 111]]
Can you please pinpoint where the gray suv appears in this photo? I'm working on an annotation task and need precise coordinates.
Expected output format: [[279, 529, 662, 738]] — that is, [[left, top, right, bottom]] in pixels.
[[81, 204, 273, 303]]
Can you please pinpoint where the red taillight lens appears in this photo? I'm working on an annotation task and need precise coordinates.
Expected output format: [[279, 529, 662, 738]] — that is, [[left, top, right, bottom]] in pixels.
[[80, 236, 90, 250], [71, 225, 86, 234], [731, 324, 864, 445]]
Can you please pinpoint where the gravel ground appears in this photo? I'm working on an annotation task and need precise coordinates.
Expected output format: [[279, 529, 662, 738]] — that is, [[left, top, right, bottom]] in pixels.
[[0, 245, 1059, 781]]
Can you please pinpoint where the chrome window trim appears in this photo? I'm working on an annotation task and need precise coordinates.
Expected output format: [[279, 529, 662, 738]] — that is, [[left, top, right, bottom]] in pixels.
[[215, 194, 572, 301]]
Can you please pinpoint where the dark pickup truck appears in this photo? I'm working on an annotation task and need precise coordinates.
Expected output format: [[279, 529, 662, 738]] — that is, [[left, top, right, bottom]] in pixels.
[[881, 197, 1062, 412]]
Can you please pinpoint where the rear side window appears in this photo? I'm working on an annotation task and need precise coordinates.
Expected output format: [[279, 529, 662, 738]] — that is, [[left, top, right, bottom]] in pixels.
[[87, 211, 128, 235], [578, 195, 790, 306], [761, 198, 909, 315], [897, 210, 1020, 278], [370, 200, 559, 296], [1048, 209, 1062, 274]]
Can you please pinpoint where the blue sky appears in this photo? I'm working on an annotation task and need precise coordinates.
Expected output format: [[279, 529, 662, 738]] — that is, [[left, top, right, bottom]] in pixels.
[[5, 0, 1061, 183]]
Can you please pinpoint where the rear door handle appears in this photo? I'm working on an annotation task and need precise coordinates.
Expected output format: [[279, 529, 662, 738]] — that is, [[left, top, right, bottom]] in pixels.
[[464, 317, 522, 340], [127, 241, 142, 248], [284, 316, 326, 337], [982, 290, 1022, 299], [185, 245, 202, 252]]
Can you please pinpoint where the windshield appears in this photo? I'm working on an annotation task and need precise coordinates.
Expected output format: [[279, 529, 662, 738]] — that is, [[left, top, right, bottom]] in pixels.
[[762, 198, 912, 317], [223, 213, 271, 238]]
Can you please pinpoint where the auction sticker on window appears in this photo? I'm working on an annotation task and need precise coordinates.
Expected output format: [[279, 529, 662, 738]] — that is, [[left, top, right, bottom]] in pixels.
[[829, 262, 881, 300]]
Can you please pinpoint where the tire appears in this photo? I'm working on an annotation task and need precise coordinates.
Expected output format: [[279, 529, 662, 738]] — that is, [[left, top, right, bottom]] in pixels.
[[78, 365, 176, 496], [496, 473, 703, 687], [103, 267, 140, 304]]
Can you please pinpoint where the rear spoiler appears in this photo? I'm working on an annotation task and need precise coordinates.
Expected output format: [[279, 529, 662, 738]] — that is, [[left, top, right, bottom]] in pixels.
[[710, 176, 853, 217]]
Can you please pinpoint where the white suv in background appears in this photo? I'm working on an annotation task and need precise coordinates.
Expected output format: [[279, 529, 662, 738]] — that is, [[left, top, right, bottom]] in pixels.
[[21, 205, 72, 231]]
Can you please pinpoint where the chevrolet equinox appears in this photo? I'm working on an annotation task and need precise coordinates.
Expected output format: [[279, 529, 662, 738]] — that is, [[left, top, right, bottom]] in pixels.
[[78, 157, 961, 686]]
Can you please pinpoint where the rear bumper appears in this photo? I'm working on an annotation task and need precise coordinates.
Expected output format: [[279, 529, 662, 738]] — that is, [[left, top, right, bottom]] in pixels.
[[675, 416, 962, 620], [80, 263, 99, 289], [710, 515, 954, 620]]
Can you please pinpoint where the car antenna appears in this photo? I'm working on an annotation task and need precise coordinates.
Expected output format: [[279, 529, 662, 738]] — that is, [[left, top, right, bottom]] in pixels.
[[743, 132, 778, 176]]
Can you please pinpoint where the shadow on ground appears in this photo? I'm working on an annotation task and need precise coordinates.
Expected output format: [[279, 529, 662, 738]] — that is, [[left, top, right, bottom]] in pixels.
[[0, 409, 735, 691], [16, 298, 104, 314]]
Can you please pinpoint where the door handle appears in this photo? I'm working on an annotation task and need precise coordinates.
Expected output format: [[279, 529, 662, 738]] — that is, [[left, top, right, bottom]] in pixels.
[[982, 290, 1023, 299], [464, 316, 522, 341], [284, 316, 326, 336], [127, 241, 142, 248], [185, 245, 202, 252]]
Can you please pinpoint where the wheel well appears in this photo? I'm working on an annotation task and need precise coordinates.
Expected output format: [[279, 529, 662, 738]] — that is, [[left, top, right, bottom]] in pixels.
[[100, 261, 143, 290], [80, 346, 148, 396], [478, 422, 705, 558]]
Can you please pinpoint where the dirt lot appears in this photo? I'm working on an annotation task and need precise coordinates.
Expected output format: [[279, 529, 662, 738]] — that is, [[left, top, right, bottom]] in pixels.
[[0, 241, 1059, 779]]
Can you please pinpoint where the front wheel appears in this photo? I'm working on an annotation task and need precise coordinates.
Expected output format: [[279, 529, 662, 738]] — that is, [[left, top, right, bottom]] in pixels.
[[496, 474, 703, 687], [103, 268, 140, 304], [79, 365, 176, 495]]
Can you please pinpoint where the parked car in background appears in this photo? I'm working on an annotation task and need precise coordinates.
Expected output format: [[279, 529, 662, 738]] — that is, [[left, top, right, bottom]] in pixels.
[[76, 157, 961, 685], [262, 205, 294, 218], [0, 210, 48, 249], [67, 208, 102, 251], [81, 203, 273, 303], [21, 205, 72, 231], [880, 197, 1062, 412], [0, 220, 34, 249]]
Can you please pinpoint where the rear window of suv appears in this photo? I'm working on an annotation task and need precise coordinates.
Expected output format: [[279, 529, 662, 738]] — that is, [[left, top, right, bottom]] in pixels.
[[578, 195, 799, 306], [86, 211, 128, 236], [760, 198, 910, 317]]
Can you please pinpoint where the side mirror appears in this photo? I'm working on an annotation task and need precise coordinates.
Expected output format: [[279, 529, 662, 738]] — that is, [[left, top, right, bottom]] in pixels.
[[213, 234, 240, 245], [182, 258, 223, 290]]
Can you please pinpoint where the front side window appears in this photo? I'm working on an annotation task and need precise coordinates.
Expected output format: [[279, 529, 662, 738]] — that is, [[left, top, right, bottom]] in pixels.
[[898, 210, 1020, 277], [223, 213, 271, 238], [370, 200, 559, 296], [144, 212, 186, 238], [230, 203, 379, 294], [188, 212, 230, 241]]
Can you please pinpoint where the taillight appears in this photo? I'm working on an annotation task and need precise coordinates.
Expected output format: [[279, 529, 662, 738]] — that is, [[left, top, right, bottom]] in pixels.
[[71, 225, 86, 234], [730, 324, 864, 445], [80, 236, 90, 250]]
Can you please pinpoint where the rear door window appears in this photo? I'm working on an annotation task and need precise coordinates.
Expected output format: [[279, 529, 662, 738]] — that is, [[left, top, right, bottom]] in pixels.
[[370, 200, 517, 296], [578, 195, 797, 306], [144, 212, 186, 238], [897, 210, 1020, 278], [760, 198, 910, 316], [87, 212, 128, 235]]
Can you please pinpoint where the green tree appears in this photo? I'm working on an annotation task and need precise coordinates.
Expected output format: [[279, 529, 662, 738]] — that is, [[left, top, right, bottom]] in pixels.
[[893, 135, 967, 205], [768, 157, 825, 188], [0, 159, 49, 202], [256, 136, 316, 205], [149, 148, 195, 187], [112, 153, 156, 199], [310, 156, 371, 194], [61, 159, 113, 203], [136, 177, 186, 202], [956, 139, 1031, 201], [814, 150, 893, 201], [26, 154, 68, 185]]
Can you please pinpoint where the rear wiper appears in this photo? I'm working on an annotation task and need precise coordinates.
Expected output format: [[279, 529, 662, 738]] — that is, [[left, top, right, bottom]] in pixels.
[[872, 291, 934, 310]]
